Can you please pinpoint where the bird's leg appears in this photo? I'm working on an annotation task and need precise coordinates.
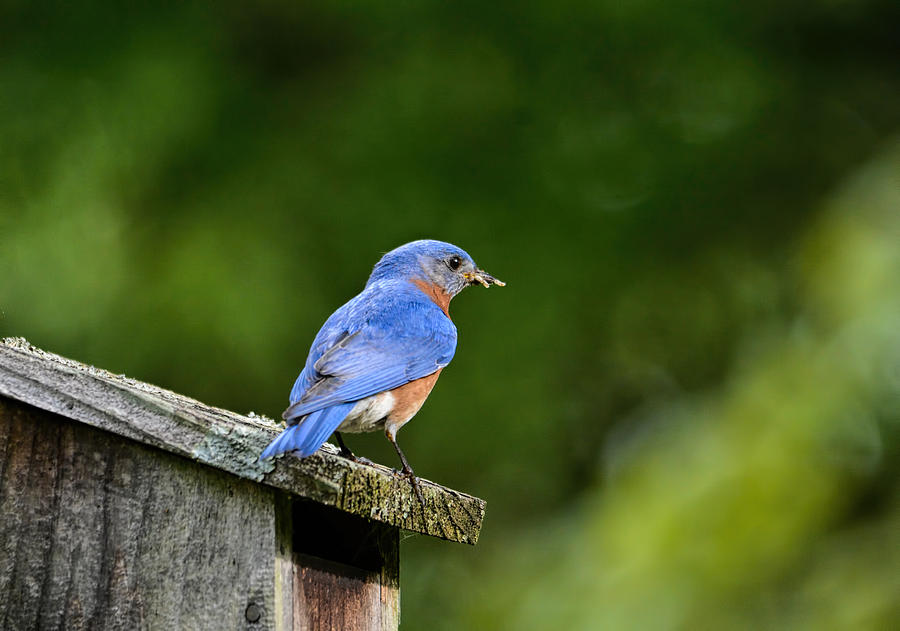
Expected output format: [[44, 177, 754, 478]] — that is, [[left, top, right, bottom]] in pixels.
[[333, 432, 375, 466], [386, 429, 426, 509], [334, 431, 353, 457]]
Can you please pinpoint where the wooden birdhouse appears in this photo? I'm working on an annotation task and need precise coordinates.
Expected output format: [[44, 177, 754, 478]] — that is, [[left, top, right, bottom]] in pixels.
[[0, 338, 484, 630]]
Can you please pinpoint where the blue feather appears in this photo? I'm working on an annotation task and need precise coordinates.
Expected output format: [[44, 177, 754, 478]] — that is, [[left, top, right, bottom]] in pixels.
[[259, 401, 355, 459]]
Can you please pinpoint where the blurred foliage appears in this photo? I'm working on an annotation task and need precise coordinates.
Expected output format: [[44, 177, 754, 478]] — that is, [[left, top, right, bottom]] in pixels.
[[1, 1, 898, 629]]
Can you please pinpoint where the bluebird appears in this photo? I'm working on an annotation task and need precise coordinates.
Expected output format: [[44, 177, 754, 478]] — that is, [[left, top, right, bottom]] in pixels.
[[260, 239, 504, 504]]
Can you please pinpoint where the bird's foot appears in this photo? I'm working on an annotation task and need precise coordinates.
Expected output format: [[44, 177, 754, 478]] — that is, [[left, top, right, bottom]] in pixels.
[[334, 433, 375, 466], [394, 465, 427, 510], [337, 447, 376, 467]]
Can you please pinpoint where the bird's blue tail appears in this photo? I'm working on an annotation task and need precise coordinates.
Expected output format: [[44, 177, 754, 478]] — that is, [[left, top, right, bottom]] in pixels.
[[259, 402, 355, 460]]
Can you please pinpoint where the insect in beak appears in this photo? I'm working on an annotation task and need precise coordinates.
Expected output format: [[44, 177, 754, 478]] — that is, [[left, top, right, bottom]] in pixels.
[[466, 269, 505, 288]]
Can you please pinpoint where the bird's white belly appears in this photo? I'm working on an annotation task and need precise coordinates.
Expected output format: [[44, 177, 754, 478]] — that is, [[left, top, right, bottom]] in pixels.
[[338, 391, 395, 433]]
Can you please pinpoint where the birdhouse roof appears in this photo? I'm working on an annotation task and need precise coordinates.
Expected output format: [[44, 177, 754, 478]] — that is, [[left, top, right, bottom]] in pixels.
[[0, 337, 484, 544]]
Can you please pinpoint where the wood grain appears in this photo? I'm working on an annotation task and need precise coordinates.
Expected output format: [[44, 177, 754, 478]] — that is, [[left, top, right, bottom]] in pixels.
[[0, 396, 280, 630], [0, 337, 484, 544], [291, 502, 399, 630], [0, 396, 402, 630]]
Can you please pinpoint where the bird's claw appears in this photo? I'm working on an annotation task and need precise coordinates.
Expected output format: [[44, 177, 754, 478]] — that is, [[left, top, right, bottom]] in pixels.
[[393, 467, 427, 510], [334, 434, 375, 466], [342, 452, 376, 467]]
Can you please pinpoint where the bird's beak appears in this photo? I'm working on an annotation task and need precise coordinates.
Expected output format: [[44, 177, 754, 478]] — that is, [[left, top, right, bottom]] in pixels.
[[466, 268, 506, 288]]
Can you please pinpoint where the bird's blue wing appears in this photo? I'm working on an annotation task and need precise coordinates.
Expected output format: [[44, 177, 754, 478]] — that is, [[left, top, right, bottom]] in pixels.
[[283, 294, 457, 421], [288, 306, 359, 405]]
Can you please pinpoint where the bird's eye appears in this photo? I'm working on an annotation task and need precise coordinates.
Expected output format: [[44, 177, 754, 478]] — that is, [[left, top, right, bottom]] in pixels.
[[447, 256, 462, 271]]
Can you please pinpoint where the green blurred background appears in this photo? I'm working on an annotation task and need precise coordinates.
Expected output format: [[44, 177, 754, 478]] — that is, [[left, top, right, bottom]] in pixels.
[[2, 1, 899, 628]]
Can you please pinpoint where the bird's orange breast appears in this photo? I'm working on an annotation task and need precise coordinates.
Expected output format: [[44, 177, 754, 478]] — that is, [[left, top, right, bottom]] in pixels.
[[388, 368, 443, 424]]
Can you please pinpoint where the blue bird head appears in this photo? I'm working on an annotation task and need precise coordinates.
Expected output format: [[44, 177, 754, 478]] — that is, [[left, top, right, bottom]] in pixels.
[[367, 239, 505, 297]]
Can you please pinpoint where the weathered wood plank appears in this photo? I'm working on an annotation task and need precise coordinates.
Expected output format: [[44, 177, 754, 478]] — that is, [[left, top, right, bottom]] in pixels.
[[295, 556, 395, 631], [288, 499, 400, 630], [0, 338, 484, 544], [0, 396, 282, 630], [1, 396, 403, 630]]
